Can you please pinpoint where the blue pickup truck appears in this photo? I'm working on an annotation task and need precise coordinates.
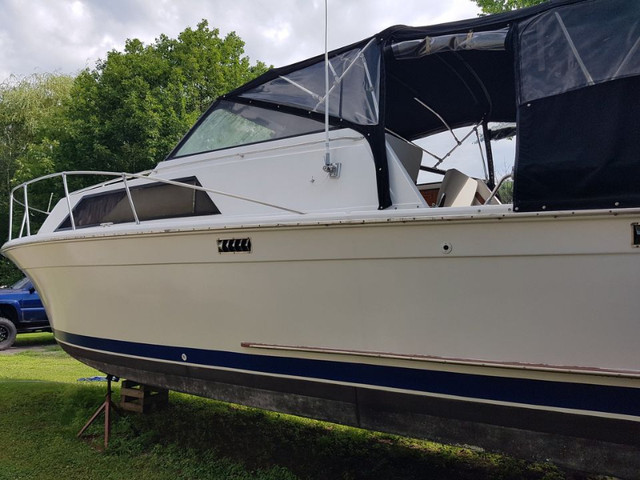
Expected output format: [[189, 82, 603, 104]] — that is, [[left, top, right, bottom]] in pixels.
[[0, 277, 50, 350]]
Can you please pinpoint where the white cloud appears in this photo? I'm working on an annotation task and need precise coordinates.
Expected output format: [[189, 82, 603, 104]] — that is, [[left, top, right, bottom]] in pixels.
[[69, 0, 85, 18], [262, 23, 292, 45]]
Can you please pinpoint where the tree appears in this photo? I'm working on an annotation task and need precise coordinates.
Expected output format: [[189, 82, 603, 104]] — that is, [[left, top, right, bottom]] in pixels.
[[0, 74, 73, 187], [474, 0, 546, 14], [0, 73, 74, 284], [497, 179, 514, 203], [59, 20, 269, 175]]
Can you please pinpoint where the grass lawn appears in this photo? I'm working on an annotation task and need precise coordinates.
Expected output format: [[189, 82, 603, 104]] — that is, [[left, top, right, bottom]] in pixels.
[[0, 333, 595, 479]]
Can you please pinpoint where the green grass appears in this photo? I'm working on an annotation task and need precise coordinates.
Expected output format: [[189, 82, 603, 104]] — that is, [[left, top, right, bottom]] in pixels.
[[2, 334, 95, 383], [13, 331, 57, 348], [0, 334, 595, 480]]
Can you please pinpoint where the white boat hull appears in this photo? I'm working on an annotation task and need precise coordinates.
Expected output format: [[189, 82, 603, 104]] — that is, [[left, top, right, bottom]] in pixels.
[[5, 210, 640, 392], [4, 208, 640, 476]]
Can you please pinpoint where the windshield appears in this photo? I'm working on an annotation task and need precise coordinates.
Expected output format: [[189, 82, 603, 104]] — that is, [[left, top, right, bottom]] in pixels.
[[172, 100, 326, 158], [11, 277, 30, 290]]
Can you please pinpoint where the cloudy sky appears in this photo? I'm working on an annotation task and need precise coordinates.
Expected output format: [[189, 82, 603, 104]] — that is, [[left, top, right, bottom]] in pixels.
[[0, 0, 480, 81]]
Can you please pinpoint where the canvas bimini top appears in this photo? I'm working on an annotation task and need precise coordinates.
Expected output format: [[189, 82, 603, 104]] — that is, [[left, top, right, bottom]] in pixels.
[[169, 0, 640, 213]]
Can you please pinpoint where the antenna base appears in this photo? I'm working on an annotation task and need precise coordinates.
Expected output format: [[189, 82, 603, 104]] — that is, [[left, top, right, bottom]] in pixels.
[[323, 162, 341, 178]]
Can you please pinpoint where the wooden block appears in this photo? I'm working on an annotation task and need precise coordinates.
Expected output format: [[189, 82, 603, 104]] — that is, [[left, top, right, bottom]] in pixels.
[[119, 379, 169, 413]]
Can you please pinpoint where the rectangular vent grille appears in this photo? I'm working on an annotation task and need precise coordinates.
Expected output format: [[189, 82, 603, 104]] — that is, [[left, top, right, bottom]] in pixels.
[[218, 238, 252, 253]]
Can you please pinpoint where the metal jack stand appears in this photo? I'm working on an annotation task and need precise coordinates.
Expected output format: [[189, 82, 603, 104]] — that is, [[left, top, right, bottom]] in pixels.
[[77, 374, 120, 449]]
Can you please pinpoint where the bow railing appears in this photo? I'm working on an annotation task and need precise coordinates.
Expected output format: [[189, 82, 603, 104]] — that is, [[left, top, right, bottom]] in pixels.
[[8, 170, 304, 241]]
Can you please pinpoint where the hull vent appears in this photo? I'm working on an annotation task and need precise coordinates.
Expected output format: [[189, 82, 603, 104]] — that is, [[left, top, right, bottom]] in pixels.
[[218, 238, 252, 253]]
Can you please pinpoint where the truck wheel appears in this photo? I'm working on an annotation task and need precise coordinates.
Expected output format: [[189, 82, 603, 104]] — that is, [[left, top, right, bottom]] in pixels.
[[0, 317, 17, 351]]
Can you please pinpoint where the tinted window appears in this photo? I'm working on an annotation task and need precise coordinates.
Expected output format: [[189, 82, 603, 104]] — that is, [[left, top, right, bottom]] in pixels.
[[58, 177, 219, 230], [172, 100, 325, 158]]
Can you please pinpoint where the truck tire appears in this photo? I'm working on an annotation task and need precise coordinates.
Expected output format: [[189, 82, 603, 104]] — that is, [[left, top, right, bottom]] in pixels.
[[0, 317, 17, 350]]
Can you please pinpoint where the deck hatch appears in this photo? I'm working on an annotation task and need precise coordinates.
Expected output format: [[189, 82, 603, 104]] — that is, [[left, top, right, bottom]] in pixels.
[[218, 238, 252, 254]]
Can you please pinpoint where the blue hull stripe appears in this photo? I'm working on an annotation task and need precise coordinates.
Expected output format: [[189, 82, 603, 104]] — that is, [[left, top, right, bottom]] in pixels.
[[57, 330, 640, 417]]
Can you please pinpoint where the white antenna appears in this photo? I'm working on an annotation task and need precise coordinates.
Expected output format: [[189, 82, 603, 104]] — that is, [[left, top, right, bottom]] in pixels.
[[322, 0, 341, 178]]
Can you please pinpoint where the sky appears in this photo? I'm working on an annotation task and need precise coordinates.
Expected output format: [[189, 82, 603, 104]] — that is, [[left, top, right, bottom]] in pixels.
[[0, 0, 480, 81], [0, 0, 517, 180]]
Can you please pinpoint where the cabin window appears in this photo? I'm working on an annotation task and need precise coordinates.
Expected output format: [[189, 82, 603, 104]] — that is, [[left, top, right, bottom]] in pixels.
[[172, 100, 326, 157], [57, 177, 219, 230]]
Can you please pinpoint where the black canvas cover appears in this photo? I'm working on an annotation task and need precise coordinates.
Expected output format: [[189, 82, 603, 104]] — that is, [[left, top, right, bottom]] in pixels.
[[514, 0, 640, 211], [239, 40, 381, 126], [204, 0, 577, 210], [514, 77, 640, 211], [169, 0, 640, 213]]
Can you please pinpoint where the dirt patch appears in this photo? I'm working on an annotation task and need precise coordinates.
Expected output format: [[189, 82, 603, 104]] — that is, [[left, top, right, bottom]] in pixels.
[[0, 345, 52, 355]]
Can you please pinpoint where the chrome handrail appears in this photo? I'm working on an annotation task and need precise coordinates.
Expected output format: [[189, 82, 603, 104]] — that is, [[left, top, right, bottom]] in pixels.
[[484, 172, 513, 205], [62, 173, 75, 230], [121, 173, 140, 225], [8, 170, 305, 241]]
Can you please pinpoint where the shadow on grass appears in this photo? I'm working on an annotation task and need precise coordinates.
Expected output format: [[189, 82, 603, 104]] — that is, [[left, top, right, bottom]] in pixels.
[[110, 393, 580, 480], [1, 379, 599, 480]]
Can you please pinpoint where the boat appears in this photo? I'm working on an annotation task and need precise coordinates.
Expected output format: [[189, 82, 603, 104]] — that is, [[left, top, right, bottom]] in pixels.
[[3, 0, 640, 476]]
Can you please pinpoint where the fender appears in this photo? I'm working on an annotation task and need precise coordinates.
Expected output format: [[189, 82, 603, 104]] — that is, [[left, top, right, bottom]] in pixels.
[[0, 300, 21, 322]]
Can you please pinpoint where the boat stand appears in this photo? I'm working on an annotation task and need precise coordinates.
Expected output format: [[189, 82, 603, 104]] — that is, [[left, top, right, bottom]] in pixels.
[[77, 374, 121, 449]]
